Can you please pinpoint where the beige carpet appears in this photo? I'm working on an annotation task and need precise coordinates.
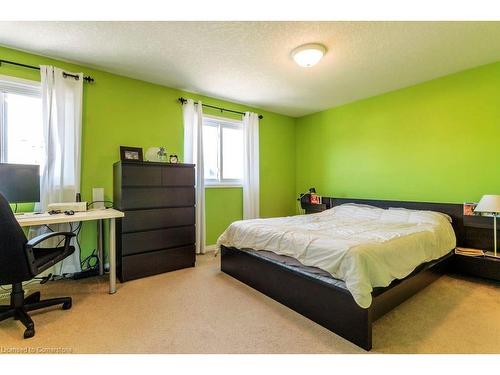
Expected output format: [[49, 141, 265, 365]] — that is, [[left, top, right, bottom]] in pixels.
[[0, 253, 499, 354]]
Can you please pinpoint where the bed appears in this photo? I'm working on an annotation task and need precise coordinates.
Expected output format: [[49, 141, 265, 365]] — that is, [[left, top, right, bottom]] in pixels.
[[218, 198, 469, 350]]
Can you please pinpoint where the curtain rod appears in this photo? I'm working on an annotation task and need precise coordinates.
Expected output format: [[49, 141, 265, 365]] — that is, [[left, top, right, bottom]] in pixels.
[[0, 59, 95, 83], [178, 97, 263, 120]]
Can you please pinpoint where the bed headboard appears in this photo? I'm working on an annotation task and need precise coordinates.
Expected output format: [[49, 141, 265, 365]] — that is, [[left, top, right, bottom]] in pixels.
[[323, 197, 468, 246]]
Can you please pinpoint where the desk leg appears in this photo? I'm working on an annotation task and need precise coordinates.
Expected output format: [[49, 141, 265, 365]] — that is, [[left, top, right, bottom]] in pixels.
[[109, 218, 117, 294], [97, 219, 104, 276]]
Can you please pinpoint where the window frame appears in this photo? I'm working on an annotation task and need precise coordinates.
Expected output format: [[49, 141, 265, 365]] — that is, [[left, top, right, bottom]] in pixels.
[[0, 75, 42, 163], [203, 114, 244, 188]]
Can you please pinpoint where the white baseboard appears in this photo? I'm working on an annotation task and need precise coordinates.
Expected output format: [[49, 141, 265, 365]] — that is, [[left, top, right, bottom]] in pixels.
[[204, 244, 218, 253]]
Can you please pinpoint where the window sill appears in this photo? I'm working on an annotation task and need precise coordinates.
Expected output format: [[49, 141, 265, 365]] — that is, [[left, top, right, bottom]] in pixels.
[[204, 184, 243, 189]]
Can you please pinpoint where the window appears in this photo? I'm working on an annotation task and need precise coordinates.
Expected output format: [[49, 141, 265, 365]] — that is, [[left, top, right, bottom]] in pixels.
[[0, 76, 44, 168], [203, 116, 244, 186]]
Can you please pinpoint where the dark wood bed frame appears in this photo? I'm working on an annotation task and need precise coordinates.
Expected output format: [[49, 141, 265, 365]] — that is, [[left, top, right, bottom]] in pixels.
[[221, 197, 476, 351]]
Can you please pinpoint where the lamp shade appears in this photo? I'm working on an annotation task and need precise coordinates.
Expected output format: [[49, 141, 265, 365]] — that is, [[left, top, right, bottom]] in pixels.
[[474, 195, 500, 213]]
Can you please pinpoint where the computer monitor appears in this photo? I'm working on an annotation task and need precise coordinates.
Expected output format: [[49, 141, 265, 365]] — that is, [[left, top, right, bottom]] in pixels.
[[0, 163, 40, 203]]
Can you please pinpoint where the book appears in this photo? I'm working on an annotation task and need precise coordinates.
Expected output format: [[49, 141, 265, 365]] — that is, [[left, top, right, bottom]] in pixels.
[[455, 247, 485, 257]]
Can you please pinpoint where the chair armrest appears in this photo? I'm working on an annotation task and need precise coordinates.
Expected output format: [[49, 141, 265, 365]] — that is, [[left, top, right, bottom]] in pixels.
[[26, 231, 76, 248], [25, 231, 76, 276]]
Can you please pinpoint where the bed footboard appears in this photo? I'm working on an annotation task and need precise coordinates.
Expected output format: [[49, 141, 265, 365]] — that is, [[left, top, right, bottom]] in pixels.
[[370, 251, 453, 320], [221, 245, 373, 350]]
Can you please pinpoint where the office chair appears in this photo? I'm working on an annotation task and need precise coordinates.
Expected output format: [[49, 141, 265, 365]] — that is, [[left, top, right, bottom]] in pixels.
[[0, 193, 75, 338]]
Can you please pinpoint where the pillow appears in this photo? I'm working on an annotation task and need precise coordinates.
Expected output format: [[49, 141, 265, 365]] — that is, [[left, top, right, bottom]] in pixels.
[[380, 209, 411, 223], [388, 207, 452, 223], [339, 203, 381, 210], [322, 203, 384, 220]]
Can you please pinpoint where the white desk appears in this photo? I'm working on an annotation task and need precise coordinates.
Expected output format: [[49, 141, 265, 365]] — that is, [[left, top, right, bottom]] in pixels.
[[16, 208, 125, 294]]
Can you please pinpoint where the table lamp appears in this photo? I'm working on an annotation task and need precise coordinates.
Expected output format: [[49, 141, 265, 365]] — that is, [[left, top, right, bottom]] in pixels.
[[474, 194, 500, 257]]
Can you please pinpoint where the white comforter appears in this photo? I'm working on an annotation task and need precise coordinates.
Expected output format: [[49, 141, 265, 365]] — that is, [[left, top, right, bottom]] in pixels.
[[217, 204, 456, 308]]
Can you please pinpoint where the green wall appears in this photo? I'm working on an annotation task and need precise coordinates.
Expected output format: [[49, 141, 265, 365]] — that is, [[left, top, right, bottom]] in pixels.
[[0, 45, 296, 257], [296, 61, 500, 205], [205, 188, 242, 245]]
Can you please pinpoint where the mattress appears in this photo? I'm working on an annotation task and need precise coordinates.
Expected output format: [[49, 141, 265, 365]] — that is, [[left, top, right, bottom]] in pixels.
[[239, 248, 349, 290], [217, 203, 456, 308]]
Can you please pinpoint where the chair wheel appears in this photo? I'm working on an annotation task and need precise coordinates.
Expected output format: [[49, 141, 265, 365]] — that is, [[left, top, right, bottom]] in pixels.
[[62, 300, 72, 310], [24, 328, 35, 339]]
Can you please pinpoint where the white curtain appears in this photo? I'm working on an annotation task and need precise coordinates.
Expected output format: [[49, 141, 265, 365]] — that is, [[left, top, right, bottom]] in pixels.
[[242, 112, 260, 220], [34, 65, 83, 274], [183, 99, 206, 254]]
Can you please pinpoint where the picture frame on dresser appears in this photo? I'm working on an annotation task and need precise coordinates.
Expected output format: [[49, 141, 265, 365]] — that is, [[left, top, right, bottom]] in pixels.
[[120, 146, 144, 162]]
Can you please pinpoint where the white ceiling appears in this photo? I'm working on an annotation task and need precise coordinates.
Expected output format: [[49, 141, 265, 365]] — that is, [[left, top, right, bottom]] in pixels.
[[0, 21, 499, 117]]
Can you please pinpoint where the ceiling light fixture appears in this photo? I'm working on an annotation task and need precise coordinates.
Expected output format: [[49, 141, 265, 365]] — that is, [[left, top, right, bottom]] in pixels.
[[291, 43, 327, 68]]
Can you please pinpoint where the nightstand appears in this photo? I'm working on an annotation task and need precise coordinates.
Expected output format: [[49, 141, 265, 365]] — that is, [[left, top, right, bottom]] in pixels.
[[301, 197, 334, 214], [453, 215, 500, 281], [302, 202, 328, 214], [453, 253, 500, 281]]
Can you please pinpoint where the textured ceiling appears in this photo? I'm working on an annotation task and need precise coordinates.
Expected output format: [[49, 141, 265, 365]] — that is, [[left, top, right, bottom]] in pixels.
[[0, 21, 499, 117]]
